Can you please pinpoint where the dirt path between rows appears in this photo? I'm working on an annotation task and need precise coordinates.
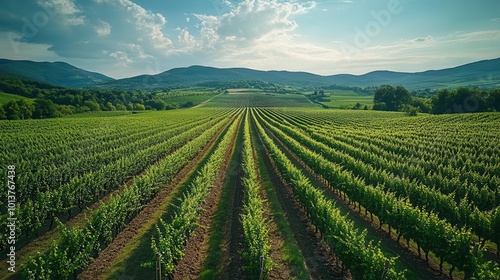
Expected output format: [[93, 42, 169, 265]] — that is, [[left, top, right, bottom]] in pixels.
[[78, 116, 237, 280], [172, 116, 242, 279], [218, 125, 245, 279], [252, 132, 294, 280], [255, 117, 344, 280]]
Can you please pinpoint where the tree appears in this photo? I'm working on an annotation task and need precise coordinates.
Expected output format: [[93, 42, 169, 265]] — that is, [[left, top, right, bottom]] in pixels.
[[83, 100, 100, 111], [16, 100, 34, 119], [104, 102, 116, 111], [411, 97, 432, 113], [32, 99, 58, 119], [4, 100, 34, 120], [144, 99, 166, 110], [126, 102, 134, 110], [115, 103, 127, 111], [487, 89, 500, 111], [134, 103, 145, 111], [181, 101, 194, 108], [0, 105, 5, 119], [405, 105, 420, 116], [373, 85, 412, 111], [57, 105, 74, 116]]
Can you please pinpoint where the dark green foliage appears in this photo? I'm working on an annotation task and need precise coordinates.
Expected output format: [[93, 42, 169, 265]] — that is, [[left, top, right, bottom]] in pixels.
[[0, 77, 207, 119], [373, 85, 412, 111], [83, 100, 100, 111], [144, 99, 166, 110], [486, 89, 500, 112], [181, 101, 194, 108], [411, 97, 432, 113], [431, 87, 499, 114], [32, 99, 58, 119], [405, 105, 420, 116], [4, 99, 34, 120]]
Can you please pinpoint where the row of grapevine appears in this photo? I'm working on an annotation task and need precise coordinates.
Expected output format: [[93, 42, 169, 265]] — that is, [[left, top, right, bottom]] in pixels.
[[251, 109, 406, 280], [4, 110, 229, 205], [254, 109, 499, 278], [240, 110, 273, 277], [272, 110, 499, 210], [282, 110, 500, 207], [275, 109, 499, 188], [265, 109, 500, 250], [20, 111, 236, 279], [0, 109, 229, 204], [151, 111, 243, 277], [258, 109, 497, 245], [17, 118, 201, 202], [0, 113, 231, 252]]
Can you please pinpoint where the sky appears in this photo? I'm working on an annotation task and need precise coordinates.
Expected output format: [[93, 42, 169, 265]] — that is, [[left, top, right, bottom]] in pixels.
[[0, 0, 499, 79]]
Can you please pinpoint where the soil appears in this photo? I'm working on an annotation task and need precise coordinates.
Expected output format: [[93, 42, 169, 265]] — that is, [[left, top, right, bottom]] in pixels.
[[255, 118, 345, 280], [172, 115, 242, 279], [217, 126, 246, 279], [254, 147, 293, 279]]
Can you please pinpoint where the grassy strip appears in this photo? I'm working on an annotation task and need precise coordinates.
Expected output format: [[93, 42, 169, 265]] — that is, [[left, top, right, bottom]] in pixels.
[[200, 113, 243, 279], [251, 114, 311, 280]]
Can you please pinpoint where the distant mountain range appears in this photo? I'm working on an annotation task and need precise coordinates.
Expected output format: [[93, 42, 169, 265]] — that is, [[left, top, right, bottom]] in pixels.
[[0, 59, 113, 88], [1, 57, 499, 90]]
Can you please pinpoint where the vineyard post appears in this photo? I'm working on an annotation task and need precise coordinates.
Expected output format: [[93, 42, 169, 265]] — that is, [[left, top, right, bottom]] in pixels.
[[381, 259, 390, 280], [156, 252, 162, 280], [259, 254, 264, 280]]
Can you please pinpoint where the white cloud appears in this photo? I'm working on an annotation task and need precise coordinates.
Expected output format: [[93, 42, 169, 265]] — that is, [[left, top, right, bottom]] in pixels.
[[454, 30, 500, 42], [36, 0, 85, 25], [408, 35, 433, 44], [195, 14, 220, 49], [178, 28, 196, 48], [194, 0, 316, 52], [110, 50, 132, 64], [95, 20, 111, 36]]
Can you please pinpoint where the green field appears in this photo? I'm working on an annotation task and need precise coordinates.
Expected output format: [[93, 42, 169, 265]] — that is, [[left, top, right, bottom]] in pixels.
[[311, 90, 374, 108], [204, 91, 315, 108], [0, 92, 33, 103], [1, 93, 499, 280], [164, 94, 216, 106]]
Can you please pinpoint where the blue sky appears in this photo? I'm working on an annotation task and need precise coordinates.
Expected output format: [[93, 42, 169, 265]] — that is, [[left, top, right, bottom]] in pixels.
[[1, 0, 499, 78]]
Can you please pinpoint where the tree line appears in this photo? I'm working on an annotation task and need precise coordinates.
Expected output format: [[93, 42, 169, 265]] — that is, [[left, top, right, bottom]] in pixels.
[[0, 78, 195, 120], [373, 85, 500, 115]]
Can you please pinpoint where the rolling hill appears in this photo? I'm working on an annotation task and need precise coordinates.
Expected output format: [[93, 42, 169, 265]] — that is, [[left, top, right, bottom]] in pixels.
[[104, 57, 500, 90], [0, 57, 499, 90], [0, 59, 114, 88]]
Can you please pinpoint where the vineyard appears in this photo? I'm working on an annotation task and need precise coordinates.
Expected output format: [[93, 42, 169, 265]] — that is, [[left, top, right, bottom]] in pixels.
[[1, 93, 500, 279]]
